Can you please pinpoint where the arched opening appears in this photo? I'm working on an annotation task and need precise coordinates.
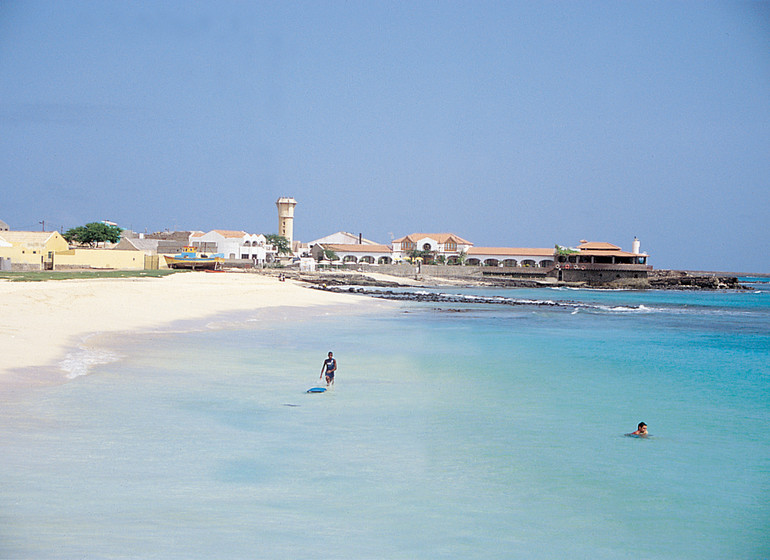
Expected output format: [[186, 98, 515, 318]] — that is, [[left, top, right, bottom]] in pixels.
[[343, 255, 358, 263], [360, 256, 375, 264], [422, 243, 432, 251], [378, 256, 392, 264], [521, 259, 536, 267], [539, 259, 554, 267], [484, 259, 499, 267], [503, 259, 517, 267], [466, 258, 481, 266]]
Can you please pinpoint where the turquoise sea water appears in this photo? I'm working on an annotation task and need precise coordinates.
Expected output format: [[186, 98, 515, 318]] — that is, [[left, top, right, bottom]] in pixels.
[[1, 282, 769, 559]]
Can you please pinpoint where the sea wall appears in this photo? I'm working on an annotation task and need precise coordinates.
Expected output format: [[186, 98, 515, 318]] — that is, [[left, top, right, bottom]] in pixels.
[[355, 263, 487, 280], [559, 267, 649, 287], [285, 262, 745, 290]]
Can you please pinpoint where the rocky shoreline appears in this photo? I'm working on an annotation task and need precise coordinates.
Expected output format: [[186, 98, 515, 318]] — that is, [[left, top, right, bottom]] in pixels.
[[647, 270, 746, 290], [306, 285, 591, 307], [286, 269, 749, 291]]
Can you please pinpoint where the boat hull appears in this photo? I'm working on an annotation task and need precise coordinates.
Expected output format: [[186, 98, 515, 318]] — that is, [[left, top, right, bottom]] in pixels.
[[163, 255, 223, 270]]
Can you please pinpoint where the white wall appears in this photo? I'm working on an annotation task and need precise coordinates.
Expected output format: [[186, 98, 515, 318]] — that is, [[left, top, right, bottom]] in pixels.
[[194, 231, 268, 260]]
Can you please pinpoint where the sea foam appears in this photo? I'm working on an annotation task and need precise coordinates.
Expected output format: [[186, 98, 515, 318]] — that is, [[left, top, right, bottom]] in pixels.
[[60, 340, 122, 379]]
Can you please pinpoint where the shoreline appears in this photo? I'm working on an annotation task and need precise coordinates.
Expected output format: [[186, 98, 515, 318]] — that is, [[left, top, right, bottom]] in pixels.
[[2, 268, 760, 390], [0, 273, 369, 389], [285, 268, 753, 290]]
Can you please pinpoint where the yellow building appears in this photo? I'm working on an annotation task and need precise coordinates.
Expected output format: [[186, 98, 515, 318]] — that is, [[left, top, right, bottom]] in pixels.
[[276, 197, 297, 245], [0, 231, 69, 270], [0, 231, 147, 270], [54, 248, 147, 270]]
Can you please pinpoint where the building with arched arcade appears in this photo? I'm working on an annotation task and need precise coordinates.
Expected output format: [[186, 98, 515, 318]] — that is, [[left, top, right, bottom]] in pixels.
[[466, 247, 555, 267], [307, 229, 650, 282], [310, 243, 394, 264]]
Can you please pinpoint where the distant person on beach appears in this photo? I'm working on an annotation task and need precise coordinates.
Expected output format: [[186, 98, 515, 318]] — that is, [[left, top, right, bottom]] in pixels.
[[629, 422, 648, 437], [320, 351, 337, 386]]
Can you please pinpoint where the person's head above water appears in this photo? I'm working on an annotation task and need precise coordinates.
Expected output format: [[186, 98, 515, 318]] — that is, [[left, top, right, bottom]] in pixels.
[[633, 422, 648, 435]]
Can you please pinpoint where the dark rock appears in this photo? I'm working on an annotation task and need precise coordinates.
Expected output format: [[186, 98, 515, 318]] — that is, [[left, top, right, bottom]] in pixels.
[[648, 270, 746, 290]]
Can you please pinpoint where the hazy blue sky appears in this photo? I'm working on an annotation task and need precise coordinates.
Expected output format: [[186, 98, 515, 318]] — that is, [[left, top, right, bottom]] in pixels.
[[1, 1, 768, 271]]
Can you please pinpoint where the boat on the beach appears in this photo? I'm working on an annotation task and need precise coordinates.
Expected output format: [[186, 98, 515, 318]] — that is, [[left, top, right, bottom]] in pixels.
[[163, 247, 224, 270]]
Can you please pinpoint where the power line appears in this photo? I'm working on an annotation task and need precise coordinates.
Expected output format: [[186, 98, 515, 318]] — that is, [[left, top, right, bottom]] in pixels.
[[14, 222, 66, 232]]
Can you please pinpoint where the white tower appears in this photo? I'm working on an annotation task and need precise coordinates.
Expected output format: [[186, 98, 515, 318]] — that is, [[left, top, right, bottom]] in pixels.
[[632, 236, 641, 254], [276, 197, 297, 245]]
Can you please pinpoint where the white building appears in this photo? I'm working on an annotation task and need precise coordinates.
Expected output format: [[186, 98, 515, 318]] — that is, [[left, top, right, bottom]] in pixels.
[[311, 243, 394, 264], [191, 230, 268, 262], [309, 231, 380, 246], [299, 257, 316, 272], [391, 233, 474, 263], [466, 247, 555, 267]]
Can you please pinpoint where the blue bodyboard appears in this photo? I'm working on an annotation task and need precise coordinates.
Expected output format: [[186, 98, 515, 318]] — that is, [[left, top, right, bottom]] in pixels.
[[307, 387, 327, 393]]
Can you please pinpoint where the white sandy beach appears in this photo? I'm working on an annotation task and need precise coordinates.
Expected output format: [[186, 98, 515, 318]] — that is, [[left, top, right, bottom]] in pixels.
[[0, 272, 366, 385]]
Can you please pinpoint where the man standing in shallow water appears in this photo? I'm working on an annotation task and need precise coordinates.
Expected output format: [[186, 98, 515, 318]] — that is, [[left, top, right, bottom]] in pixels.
[[320, 351, 337, 386]]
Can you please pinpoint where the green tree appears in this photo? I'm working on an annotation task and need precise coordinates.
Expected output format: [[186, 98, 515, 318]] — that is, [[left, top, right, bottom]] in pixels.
[[62, 226, 87, 244], [556, 244, 578, 255], [63, 222, 122, 247], [265, 234, 292, 255], [322, 248, 338, 261]]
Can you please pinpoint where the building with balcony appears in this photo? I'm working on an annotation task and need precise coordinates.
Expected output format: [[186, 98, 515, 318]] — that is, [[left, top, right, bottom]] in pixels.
[[391, 233, 473, 263], [552, 240, 650, 283]]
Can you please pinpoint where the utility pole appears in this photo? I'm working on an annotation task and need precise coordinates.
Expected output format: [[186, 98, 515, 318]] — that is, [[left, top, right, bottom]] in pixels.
[[39, 220, 45, 231]]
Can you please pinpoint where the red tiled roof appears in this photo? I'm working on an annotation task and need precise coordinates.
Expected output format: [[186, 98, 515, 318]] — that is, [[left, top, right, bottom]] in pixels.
[[578, 250, 647, 258], [212, 230, 248, 238], [578, 241, 621, 251], [393, 233, 473, 245]]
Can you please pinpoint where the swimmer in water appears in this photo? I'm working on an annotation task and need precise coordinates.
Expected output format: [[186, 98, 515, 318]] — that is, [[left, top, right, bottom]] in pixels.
[[629, 422, 648, 437]]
